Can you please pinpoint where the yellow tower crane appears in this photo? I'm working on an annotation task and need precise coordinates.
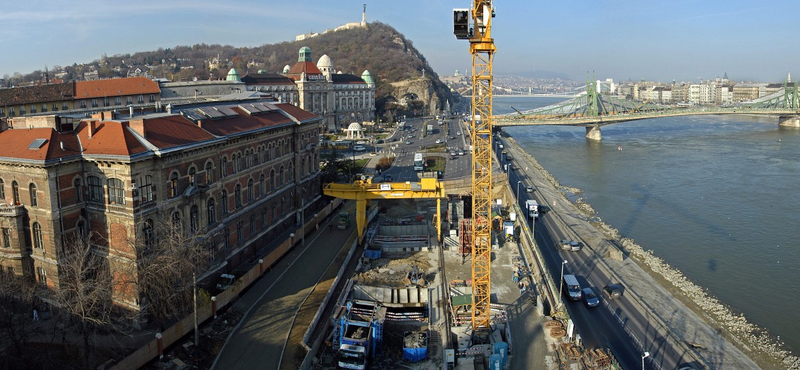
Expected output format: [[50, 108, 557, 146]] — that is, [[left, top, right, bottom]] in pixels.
[[322, 176, 446, 244], [453, 1, 496, 332]]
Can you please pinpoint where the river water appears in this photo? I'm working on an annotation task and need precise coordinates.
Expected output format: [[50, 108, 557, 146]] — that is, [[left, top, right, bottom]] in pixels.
[[495, 96, 800, 356]]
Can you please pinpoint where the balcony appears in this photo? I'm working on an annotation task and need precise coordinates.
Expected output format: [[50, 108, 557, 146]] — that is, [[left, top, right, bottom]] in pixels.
[[0, 204, 26, 217]]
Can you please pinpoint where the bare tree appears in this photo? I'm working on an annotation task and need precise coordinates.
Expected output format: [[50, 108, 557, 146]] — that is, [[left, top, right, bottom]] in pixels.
[[51, 232, 127, 367], [131, 218, 213, 333], [0, 269, 43, 366]]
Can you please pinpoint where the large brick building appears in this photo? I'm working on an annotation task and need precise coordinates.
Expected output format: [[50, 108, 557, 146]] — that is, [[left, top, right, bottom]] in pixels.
[[0, 97, 323, 310]]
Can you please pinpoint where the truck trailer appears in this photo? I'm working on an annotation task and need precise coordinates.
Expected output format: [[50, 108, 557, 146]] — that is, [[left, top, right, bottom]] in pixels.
[[525, 200, 539, 220], [335, 300, 385, 369]]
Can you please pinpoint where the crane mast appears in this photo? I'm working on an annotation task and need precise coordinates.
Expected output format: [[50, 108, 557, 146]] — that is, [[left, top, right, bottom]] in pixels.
[[454, 1, 496, 332]]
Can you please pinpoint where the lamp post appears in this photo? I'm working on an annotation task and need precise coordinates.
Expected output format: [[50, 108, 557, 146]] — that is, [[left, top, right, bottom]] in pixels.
[[516, 180, 522, 201], [641, 351, 650, 370], [558, 260, 567, 309]]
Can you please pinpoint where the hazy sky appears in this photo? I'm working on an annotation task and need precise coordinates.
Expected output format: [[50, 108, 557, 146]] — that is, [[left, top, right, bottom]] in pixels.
[[2, 0, 798, 83]]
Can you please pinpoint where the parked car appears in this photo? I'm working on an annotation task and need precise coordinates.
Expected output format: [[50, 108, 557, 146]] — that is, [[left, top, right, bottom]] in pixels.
[[353, 145, 366, 152], [603, 284, 623, 300], [356, 140, 366, 145], [405, 140, 412, 145], [216, 274, 235, 290], [435, 139, 442, 144], [583, 288, 600, 307]]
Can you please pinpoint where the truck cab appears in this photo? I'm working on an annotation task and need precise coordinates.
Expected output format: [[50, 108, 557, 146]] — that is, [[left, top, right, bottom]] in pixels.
[[338, 212, 351, 229], [525, 199, 539, 219]]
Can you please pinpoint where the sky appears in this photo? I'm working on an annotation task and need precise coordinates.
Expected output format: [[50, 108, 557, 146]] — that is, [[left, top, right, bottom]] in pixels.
[[2, 0, 798, 83]]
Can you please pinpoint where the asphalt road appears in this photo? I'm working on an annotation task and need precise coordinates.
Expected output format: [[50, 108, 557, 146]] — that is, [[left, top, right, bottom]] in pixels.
[[499, 136, 694, 370], [213, 210, 357, 370]]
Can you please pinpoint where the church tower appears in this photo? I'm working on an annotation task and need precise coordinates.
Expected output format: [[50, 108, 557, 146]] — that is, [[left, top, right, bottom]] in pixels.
[[361, 4, 367, 27]]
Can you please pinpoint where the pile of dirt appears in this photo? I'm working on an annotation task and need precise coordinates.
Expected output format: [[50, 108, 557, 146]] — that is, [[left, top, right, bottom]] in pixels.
[[355, 252, 434, 287]]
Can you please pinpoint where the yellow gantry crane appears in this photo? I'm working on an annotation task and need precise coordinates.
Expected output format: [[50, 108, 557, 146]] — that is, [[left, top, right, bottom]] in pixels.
[[322, 176, 446, 244], [454, 1, 496, 332]]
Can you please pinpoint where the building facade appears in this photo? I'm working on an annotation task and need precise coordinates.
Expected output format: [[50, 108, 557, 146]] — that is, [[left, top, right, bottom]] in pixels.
[[0, 98, 323, 311], [242, 47, 375, 132]]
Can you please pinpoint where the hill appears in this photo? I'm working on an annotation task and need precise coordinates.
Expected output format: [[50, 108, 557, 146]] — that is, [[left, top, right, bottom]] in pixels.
[[3, 22, 455, 122]]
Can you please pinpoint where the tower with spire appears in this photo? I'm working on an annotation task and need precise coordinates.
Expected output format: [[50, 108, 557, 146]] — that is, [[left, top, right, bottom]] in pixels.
[[361, 4, 367, 27]]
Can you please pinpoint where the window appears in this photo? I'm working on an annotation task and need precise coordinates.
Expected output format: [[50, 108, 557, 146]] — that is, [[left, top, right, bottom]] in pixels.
[[207, 198, 216, 225], [73, 178, 81, 202], [261, 208, 267, 227], [190, 205, 199, 233], [139, 175, 153, 202], [91, 99, 98, 108], [234, 184, 242, 208], [32, 222, 43, 250], [2, 228, 10, 248], [280, 166, 285, 185], [259, 174, 265, 196], [236, 221, 243, 243], [87, 176, 104, 204], [149, 94, 155, 103], [172, 212, 182, 234], [247, 179, 254, 203], [137, 95, 144, 104], [250, 214, 256, 234], [9, 107, 14, 116], [221, 190, 228, 214], [19, 106, 26, 115], [270, 169, 276, 190], [12, 181, 20, 204], [29, 183, 37, 207], [62, 102, 68, 110], [169, 172, 179, 198], [76, 220, 87, 240], [205, 162, 213, 184], [51, 103, 57, 111], [143, 219, 154, 249], [223, 227, 230, 250], [115, 97, 121, 105], [221, 157, 228, 178], [126, 97, 132, 105], [188, 167, 196, 187], [37, 266, 47, 285], [107, 178, 125, 205], [0, 178, 5, 200], [103, 97, 109, 107]]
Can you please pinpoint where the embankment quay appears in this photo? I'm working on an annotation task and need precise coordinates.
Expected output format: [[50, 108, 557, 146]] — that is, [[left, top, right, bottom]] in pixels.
[[499, 130, 798, 369]]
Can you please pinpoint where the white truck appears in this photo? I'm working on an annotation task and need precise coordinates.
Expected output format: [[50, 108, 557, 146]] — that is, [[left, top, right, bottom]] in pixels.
[[525, 200, 539, 220]]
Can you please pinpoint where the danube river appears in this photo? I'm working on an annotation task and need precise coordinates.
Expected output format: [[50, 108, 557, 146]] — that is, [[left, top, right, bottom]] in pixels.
[[496, 96, 800, 357]]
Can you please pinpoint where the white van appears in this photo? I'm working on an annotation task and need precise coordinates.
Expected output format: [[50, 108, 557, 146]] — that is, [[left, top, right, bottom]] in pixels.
[[563, 274, 582, 301]]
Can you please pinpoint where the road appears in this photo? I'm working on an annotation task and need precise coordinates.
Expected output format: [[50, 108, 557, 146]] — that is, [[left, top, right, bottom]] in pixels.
[[213, 210, 357, 370], [498, 135, 699, 370]]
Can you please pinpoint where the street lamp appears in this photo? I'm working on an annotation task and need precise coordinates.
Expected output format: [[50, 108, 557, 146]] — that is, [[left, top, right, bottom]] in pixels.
[[558, 260, 567, 308], [516, 180, 522, 201], [641, 351, 650, 370]]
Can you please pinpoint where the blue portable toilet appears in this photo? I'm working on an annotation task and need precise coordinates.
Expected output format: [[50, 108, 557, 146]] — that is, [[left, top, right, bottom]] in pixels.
[[493, 341, 508, 366], [489, 353, 503, 370]]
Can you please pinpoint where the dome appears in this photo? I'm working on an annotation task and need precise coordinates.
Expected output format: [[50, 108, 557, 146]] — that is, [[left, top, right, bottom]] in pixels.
[[226, 68, 241, 82], [282, 65, 290, 74], [347, 122, 364, 131], [298, 46, 312, 62], [317, 54, 333, 69], [361, 70, 374, 85]]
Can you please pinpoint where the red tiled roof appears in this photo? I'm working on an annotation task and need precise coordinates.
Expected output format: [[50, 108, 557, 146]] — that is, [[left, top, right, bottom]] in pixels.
[[130, 115, 217, 149], [285, 61, 323, 80], [76, 121, 148, 156], [276, 103, 318, 122], [0, 128, 81, 161], [197, 108, 294, 137], [75, 77, 160, 99]]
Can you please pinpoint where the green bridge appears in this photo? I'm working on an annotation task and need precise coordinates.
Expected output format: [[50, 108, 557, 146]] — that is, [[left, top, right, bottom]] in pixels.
[[494, 78, 800, 140]]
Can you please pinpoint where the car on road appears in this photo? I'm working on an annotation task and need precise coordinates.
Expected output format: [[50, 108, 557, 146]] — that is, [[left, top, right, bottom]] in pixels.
[[435, 139, 442, 144], [603, 284, 623, 300], [450, 136, 456, 140], [405, 140, 412, 145], [353, 145, 366, 152], [450, 150, 457, 156], [355, 140, 366, 145], [458, 150, 464, 156], [583, 288, 600, 307], [561, 239, 582, 251], [526, 186, 533, 193]]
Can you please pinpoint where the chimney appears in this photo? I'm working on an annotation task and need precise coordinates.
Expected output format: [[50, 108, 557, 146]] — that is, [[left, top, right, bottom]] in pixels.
[[59, 141, 65, 151], [88, 120, 96, 138], [129, 106, 134, 118]]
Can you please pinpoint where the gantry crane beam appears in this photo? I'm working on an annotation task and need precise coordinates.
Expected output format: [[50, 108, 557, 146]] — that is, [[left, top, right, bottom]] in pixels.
[[323, 177, 446, 243], [454, 0, 495, 332]]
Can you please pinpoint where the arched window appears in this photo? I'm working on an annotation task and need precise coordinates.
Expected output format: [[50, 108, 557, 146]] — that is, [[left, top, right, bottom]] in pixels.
[[32, 222, 43, 250], [205, 161, 214, 184], [0, 178, 5, 200], [169, 172, 179, 198], [73, 178, 82, 202], [107, 178, 125, 205], [190, 205, 199, 233], [12, 181, 20, 205], [171, 211, 182, 232], [259, 174, 265, 196], [288, 162, 294, 181], [221, 190, 229, 214], [270, 169, 276, 190], [221, 157, 228, 178], [143, 219, 154, 249], [188, 167, 196, 187], [234, 184, 242, 208], [247, 179, 254, 203], [29, 183, 37, 207], [280, 166, 285, 185], [238, 152, 245, 170], [207, 198, 216, 225]]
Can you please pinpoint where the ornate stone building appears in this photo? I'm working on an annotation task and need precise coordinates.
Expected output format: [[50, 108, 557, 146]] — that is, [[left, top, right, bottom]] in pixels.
[[241, 47, 375, 132], [0, 97, 323, 310]]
